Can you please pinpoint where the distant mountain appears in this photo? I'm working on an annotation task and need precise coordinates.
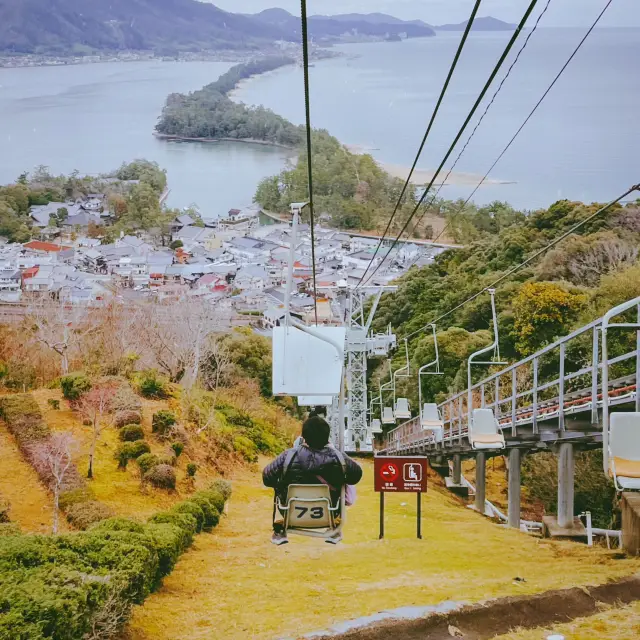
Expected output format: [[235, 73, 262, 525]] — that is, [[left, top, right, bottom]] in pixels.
[[0, 0, 293, 55], [435, 16, 516, 31], [253, 9, 435, 40]]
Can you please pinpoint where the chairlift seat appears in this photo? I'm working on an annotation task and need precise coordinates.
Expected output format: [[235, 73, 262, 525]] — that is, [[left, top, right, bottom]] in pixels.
[[609, 413, 640, 491], [469, 408, 505, 450], [371, 419, 383, 434], [277, 484, 341, 539], [421, 403, 444, 442], [298, 396, 333, 407], [394, 398, 411, 420], [382, 407, 395, 424]]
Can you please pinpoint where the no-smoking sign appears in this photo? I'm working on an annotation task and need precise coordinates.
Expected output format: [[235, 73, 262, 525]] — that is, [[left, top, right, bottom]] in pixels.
[[374, 456, 428, 493]]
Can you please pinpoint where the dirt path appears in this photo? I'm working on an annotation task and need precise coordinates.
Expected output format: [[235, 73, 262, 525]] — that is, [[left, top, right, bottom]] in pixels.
[[0, 421, 58, 533], [126, 462, 640, 640]]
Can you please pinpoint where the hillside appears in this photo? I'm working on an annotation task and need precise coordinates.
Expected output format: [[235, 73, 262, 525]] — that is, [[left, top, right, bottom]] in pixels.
[[0, 0, 291, 55], [436, 16, 516, 31], [252, 8, 436, 40]]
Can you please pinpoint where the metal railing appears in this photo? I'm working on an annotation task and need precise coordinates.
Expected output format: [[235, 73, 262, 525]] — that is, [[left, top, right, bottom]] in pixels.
[[383, 301, 640, 455]]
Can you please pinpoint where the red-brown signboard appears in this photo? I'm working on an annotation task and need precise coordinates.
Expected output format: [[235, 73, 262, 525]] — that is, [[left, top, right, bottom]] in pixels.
[[374, 456, 428, 493]]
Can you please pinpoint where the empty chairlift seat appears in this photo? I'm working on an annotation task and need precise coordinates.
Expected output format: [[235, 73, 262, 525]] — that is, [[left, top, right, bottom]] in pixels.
[[469, 409, 505, 450], [371, 419, 383, 434], [277, 484, 341, 539], [382, 407, 395, 424], [609, 413, 640, 491], [394, 398, 411, 420], [421, 403, 444, 443]]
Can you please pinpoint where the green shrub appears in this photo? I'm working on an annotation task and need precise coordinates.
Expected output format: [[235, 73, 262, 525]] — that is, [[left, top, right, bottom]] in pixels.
[[186, 462, 198, 478], [136, 370, 169, 399], [119, 424, 145, 442], [210, 479, 232, 501], [197, 489, 225, 515], [148, 512, 197, 542], [58, 488, 93, 511], [65, 501, 113, 531], [145, 523, 188, 577], [47, 398, 60, 410], [144, 464, 176, 490], [0, 394, 49, 445], [171, 502, 205, 533], [115, 441, 151, 469], [114, 410, 142, 428], [60, 372, 91, 401], [171, 442, 184, 458], [190, 495, 220, 531], [0, 523, 21, 537], [136, 453, 161, 475], [90, 518, 145, 534], [152, 410, 176, 437], [233, 434, 258, 463]]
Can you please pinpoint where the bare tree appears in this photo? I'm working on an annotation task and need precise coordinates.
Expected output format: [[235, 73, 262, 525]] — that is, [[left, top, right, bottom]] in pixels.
[[26, 300, 90, 375], [201, 334, 232, 393], [75, 381, 118, 479], [86, 581, 133, 640], [31, 433, 77, 534]]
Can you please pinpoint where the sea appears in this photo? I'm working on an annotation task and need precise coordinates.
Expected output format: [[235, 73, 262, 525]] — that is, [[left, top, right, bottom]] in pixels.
[[0, 28, 638, 217]]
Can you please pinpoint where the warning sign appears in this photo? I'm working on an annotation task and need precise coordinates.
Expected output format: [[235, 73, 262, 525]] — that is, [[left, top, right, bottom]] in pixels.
[[374, 456, 428, 493]]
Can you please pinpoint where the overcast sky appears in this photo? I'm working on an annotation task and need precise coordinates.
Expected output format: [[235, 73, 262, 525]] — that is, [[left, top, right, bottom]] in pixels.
[[210, 0, 639, 28]]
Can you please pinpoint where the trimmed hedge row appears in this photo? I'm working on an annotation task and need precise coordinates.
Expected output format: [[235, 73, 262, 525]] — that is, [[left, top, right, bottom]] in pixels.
[[0, 395, 113, 531], [0, 483, 232, 640]]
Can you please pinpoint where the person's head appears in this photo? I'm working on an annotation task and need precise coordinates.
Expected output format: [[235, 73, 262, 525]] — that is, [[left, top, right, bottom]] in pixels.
[[301, 415, 331, 450]]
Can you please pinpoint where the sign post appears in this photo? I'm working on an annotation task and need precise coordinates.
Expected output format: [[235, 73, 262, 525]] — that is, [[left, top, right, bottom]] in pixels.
[[374, 456, 428, 539]]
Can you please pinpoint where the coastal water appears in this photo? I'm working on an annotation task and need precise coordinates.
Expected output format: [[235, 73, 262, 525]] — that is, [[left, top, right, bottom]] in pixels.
[[0, 28, 638, 214]]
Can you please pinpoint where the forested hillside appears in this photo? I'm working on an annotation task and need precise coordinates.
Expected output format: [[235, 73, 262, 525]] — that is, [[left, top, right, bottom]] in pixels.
[[156, 57, 304, 146]]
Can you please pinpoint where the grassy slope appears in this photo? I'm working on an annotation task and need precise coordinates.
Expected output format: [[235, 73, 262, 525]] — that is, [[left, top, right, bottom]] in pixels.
[[499, 601, 640, 639], [126, 462, 640, 640], [33, 390, 220, 520], [0, 419, 64, 533]]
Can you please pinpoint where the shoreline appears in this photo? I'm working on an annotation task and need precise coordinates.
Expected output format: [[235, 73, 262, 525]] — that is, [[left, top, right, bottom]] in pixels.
[[153, 132, 297, 152]]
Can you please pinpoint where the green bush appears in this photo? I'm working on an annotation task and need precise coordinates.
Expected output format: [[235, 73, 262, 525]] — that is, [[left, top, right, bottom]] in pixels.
[[171, 502, 205, 533], [145, 523, 188, 577], [0, 523, 21, 537], [0, 394, 50, 445], [171, 442, 184, 458], [233, 434, 258, 463], [186, 462, 198, 478], [60, 372, 91, 401], [197, 489, 225, 515], [114, 410, 142, 428], [90, 518, 145, 534], [144, 464, 176, 490], [148, 512, 197, 543], [119, 424, 145, 442], [115, 441, 151, 469], [210, 479, 233, 501], [190, 495, 220, 531], [136, 453, 161, 475], [47, 398, 60, 410], [136, 370, 169, 399], [152, 410, 176, 437], [65, 501, 113, 531]]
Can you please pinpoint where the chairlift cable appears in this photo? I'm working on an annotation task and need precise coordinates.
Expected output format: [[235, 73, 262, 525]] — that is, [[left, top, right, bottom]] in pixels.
[[425, 0, 615, 247], [356, 0, 485, 287], [357, 0, 541, 288], [300, 0, 319, 324], [402, 183, 640, 342]]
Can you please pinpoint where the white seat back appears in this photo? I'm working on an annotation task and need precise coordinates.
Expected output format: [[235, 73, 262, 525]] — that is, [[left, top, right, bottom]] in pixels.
[[285, 484, 334, 530], [371, 419, 382, 434], [382, 407, 395, 424], [471, 408, 500, 436], [610, 413, 640, 461], [394, 398, 411, 419], [421, 403, 442, 426]]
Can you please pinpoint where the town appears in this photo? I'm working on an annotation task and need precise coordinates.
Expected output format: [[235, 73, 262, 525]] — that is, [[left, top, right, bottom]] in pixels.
[[0, 190, 448, 328]]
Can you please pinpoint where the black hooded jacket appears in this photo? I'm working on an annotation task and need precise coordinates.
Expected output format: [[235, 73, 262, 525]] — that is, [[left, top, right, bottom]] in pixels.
[[263, 444, 363, 505]]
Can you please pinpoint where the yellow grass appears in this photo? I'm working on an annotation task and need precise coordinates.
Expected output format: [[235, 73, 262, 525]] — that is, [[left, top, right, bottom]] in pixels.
[[126, 461, 640, 640], [498, 601, 640, 639], [0, 420, 63, 533]]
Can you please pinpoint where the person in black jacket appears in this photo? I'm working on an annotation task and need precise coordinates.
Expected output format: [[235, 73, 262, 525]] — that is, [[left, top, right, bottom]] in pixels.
[[263, 415, 363, 544]]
